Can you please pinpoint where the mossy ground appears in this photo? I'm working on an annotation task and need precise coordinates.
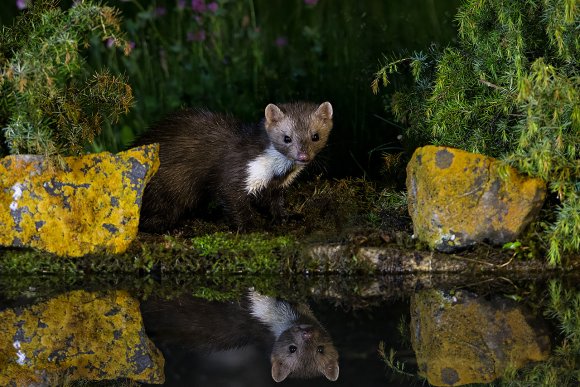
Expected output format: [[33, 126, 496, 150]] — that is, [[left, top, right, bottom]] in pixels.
[[0, 175, 578, 386], [0, 178, 411, 302], [0, 178, 577, 303], [0, 178, 412, 274]]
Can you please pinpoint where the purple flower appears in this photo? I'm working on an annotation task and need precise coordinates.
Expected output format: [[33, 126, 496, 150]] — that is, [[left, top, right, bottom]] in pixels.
[[16, 0, 28, 10], [129, 41, 136, 50], [207, 2, 218, 13], [275, 36, 288, 47], [187, 30, 206, 42], [106, 38, 115, 48], [154, 7, 167, 17], [191, 0, 206, 13], [177, 0, 186, 9], [304, 0, 318, 5]]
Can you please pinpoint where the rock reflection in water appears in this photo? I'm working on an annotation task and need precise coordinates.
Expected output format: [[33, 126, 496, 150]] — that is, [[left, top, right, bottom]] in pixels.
[[0, 290, 164, 386], [410, 289, 551, 386], [141, 290, 339, 384]]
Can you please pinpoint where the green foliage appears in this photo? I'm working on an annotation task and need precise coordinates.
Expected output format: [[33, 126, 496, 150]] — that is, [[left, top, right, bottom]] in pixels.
[[190, 232, 297, 273], [374, 0, 580, 264], [510, 58, 579, 264], [378, 342, 417, 380], [89, 0, 341, 149], [497, 280, 580, 386], [0, 249, 77, 274], [502, 240, 538, 261], [89, 0, 268, 151], [83, 0, 460, 176], [0, 0, 133, 159], [375, 189, 407, 213]]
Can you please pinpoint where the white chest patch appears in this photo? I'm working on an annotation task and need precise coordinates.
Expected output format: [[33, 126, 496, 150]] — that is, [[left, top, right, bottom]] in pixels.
[[245, 145, 304, 195], [248, 290, 298, 339]]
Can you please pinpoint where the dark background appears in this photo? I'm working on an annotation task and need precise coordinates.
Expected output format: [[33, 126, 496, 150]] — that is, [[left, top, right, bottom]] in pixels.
[[1, 0, 461, 178]]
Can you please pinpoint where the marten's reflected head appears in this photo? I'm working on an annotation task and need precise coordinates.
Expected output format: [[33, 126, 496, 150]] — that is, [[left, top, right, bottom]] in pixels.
[[271, 323, 340, 382], [142, 290, 340, 383]]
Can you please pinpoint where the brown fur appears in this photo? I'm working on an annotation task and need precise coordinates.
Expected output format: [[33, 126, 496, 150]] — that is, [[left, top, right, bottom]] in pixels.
[[133, 102, 333, 231], [141, 291, 339, 382]]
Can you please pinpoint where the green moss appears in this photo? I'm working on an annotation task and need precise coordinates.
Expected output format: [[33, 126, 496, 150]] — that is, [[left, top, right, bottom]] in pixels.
[[189, 286, 241, 302], [0, 249, 77, 274], [189, 232, 297, 273]]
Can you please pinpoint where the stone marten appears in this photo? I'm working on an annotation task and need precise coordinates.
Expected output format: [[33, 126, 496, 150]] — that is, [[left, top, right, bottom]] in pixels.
[[140, 290, 340, 382], [134, 102, 333, 231]]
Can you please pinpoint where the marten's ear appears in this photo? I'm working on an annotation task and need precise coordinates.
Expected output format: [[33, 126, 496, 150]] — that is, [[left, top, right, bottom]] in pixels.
[[315, 101, 333, 120], [322, 360, 339, 381], [265, 104, 285, 125], [271, 360, 291, 383]]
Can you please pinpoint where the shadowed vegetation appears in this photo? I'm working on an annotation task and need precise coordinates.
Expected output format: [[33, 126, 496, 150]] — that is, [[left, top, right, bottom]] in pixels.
[[374, 0, 579, 264]]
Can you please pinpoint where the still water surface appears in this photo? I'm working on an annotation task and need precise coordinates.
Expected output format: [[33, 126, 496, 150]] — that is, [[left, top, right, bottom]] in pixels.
[[141, 292, 409, 386], [0, 273, 576, 386]]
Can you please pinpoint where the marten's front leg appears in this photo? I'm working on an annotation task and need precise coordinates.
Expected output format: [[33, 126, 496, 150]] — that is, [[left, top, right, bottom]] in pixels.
[[221, 187, 263, 231], [267, 187, 287, 223]]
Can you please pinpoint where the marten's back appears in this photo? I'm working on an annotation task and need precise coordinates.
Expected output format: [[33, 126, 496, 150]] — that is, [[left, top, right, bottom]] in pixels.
[[133, 102, 333, 232], [141, 292, 339, 382], [133, 109, 268, 231], [140, 295, 273, 352]]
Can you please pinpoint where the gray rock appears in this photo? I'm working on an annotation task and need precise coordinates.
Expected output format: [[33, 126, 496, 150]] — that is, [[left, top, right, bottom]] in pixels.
[[411, 289, 550, 386], [406, 146, 546, 252]]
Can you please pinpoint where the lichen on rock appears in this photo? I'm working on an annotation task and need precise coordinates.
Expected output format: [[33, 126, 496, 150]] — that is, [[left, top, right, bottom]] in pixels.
[[0, 144, 159, 257], [0, 289, 165, 385], [410, 289, 551, 386], [406, 145, 546, 252]]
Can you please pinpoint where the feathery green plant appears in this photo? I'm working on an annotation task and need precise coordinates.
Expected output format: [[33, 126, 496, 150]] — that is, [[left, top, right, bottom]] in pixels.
[[497, 280, 580, 386], [373, 0, 579, 264], [0, 0, 133, 160]]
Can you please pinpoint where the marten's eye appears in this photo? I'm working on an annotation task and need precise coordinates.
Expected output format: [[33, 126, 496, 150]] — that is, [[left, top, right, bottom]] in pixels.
[[284, 135, 292, 144], [317, 346, 324, 354], [289, 345, 297, 353], [311, 133, 319, 142]]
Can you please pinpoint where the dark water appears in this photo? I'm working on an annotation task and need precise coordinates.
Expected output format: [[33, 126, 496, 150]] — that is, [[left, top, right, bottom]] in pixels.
[[1, 273, 577, 386], [141, 296, 410, 387]]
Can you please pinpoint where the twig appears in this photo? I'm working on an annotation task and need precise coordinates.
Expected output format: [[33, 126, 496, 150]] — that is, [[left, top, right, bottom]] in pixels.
[[479, 78, 503, 91]]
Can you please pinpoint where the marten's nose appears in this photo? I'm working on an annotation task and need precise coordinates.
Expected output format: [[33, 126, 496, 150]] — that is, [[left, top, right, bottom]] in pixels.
[[299, 324, 314, 340], [297, 152, 310, 163]]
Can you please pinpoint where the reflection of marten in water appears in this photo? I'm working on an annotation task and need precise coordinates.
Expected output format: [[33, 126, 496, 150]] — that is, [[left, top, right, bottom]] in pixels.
[[140, 290, 339, 382]]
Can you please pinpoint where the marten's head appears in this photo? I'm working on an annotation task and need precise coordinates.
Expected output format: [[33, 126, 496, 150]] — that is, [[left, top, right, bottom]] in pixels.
[[264, 102, 333, 165], [270, 323, 339, 382]]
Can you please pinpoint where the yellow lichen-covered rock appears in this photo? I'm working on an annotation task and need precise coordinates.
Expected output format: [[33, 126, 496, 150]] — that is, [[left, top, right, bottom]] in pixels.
[[406, 146, 546, 252], [0, 144, 159, 257], [410, 289, 551, 386], [0, 290, 165, 385]]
